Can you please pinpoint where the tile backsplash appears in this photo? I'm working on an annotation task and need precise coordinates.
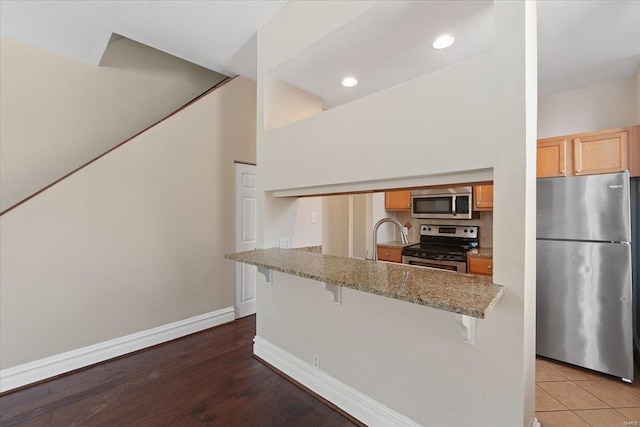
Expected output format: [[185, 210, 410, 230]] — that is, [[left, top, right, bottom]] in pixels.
[[395, 211, 493, 248]]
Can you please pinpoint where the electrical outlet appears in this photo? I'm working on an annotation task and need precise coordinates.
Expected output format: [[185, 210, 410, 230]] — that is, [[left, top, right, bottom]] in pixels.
[[311, 211, 318, 224], [279, 237, 290, 248], [312, 354, 320, 369]]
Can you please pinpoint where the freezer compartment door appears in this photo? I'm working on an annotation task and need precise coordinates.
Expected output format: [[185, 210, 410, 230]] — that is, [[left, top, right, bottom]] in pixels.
[[537, 239, 633, 380], [537, 171, 631, 242]]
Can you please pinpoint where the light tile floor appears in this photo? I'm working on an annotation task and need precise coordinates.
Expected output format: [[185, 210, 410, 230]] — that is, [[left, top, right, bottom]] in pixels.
[[536, 356, 640, 427]]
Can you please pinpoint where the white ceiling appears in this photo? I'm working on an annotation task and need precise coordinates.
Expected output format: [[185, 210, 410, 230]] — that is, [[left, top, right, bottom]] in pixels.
[[0, 0, 288, 78], [537, 0, 640, 95], [270, 1, 494, 107], [1, 0, 639, 104]]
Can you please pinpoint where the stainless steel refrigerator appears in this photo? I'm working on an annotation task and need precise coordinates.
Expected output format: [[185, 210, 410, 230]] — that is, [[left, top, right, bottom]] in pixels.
[[537, 171, 634, 382]]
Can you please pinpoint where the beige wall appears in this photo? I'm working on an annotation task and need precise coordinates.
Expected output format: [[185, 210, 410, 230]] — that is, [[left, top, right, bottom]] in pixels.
[[321, 195, 350, 257], [291, 196, 322, 248], [0, 36, 226, 211], [259, 76, 324, 250], [257, 1, 536, 426], [257, 271, 517, 424], [323, 192, 392, 260], [351, 194, 367, 259], [264, 75, 323, 131], [262, 75, 324, 250], [538, 77, 636, 138], [0, 77, 256, 369], [365, 192, 395, 258]]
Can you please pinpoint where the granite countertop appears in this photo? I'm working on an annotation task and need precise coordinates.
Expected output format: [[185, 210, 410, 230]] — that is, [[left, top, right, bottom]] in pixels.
[[294, 245, 322, 253], [467, 248, 493, 259], [226, 248, 503, 319], [376, 240, 418, 249]]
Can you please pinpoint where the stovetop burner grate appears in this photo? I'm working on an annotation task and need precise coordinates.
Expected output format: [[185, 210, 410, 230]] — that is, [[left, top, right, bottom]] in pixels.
[[402, 224, 480, 262]]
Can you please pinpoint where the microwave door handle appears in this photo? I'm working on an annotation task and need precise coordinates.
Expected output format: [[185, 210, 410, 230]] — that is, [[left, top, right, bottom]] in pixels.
[[451, 195, 457, 215]]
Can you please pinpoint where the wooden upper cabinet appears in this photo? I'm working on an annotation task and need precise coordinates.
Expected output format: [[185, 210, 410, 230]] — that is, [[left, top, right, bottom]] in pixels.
[[537, 137, 568, 178], [473, 185, 493, 211], [537, 127, 638, 178], [385, 190, 411, 211], [573, 130, 628, 176]]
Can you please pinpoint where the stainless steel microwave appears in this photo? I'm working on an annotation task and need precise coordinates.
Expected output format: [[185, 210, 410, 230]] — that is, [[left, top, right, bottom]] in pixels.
[[411, 187, 473, 219]]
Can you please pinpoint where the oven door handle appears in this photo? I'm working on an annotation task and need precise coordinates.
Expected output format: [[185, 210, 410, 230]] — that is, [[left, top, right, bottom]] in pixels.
[[402, 255, 467, 273], [451, 195, 457, 215]]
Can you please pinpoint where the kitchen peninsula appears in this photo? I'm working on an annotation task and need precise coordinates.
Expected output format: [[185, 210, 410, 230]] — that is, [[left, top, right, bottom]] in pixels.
[[226, 248, 503, 319]]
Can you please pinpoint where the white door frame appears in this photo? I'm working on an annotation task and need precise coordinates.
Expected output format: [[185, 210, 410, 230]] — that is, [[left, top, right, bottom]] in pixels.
[[234, 162, 257, 319]]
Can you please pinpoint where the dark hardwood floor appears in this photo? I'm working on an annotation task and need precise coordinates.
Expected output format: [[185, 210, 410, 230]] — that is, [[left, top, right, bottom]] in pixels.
[[0, 315, 358, 426]]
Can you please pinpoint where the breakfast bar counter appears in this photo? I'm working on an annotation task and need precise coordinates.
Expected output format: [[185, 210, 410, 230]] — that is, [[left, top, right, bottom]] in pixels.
[[467, 247, 494, 259], [226, 248, 503, 319]]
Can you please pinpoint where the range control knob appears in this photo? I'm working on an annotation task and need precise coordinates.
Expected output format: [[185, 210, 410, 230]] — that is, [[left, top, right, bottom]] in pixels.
[[464, 229, 468, 233]]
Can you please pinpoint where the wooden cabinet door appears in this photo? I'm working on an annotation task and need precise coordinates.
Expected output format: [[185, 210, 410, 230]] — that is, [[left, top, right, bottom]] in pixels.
[[473, 185, 493, 211], [377, 246, 403, 263], [537, 138, 568, 177], [385, 190, 411, 211], [468, 256, 493, 276], [574, 130, 628, 175]]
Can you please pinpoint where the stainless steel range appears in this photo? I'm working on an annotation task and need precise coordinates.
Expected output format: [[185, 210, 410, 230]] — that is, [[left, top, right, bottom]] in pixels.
[[401, 224, 479, 273]]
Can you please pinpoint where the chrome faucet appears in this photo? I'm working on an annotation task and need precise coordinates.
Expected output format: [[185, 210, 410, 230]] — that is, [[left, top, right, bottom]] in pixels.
[[372, 217, 408, 261]]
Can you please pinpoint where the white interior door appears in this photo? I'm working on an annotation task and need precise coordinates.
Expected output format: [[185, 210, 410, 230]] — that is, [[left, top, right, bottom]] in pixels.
[[235, 162, 257, 318]]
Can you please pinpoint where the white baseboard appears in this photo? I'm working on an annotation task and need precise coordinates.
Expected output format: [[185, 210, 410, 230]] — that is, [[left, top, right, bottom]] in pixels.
[[0, 307, 235, 393], [253, 336, 421, 427]]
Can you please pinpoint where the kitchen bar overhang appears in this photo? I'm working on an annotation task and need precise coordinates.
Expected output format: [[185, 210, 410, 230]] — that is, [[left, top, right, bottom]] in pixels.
[[226, 247, 504, 345]]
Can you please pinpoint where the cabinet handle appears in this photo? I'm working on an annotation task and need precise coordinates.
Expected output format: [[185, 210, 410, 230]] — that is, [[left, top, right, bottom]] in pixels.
[[488, 265, 492, 269], [385, 252, 390, 256]]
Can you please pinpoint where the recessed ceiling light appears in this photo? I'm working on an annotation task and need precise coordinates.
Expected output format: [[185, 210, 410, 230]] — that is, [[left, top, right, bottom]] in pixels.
[[433, 34, 455, 50], [342, 77, 358, 87]]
